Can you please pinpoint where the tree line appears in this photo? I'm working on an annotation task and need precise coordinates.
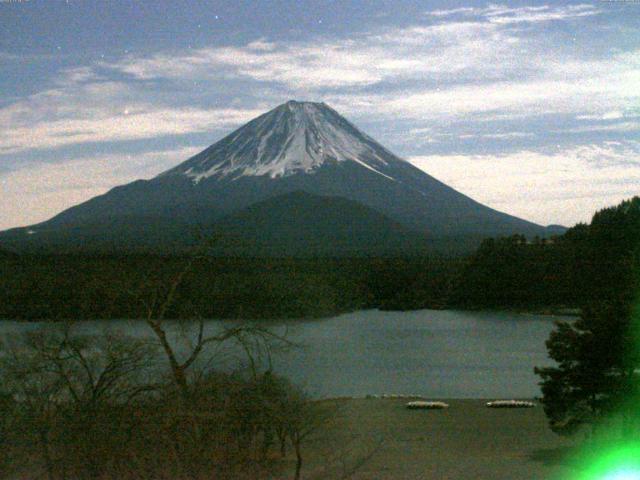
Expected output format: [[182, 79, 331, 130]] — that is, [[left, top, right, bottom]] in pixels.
[[1, 197, 639, 321], [0, 255, 458, 321]]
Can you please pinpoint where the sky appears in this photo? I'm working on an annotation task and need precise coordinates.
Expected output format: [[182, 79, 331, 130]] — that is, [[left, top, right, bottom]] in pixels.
[[1, 0, 639, 230]]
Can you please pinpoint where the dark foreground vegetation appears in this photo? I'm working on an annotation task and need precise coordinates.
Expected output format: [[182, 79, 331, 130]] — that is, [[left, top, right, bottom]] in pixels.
[[535, 196, 640, 438], [0, 197, 638, 321], [0, 321, 353, 480]]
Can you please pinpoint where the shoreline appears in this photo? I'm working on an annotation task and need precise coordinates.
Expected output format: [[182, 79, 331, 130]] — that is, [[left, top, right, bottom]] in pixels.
[[317, 395, 540, 401], [0, 305, 581, 323]]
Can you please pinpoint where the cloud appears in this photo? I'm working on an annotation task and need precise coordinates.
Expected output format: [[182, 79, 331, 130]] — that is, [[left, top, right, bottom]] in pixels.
[[108, 42, 388, 88], [318, 47, 640, 125], [0, 104, 262, 155], [482, 3, 599, 24], [97, 5, 634, 123], [0, 72, 263, 155], [53, 66, 104, 86], [409, 141, 640, 226], [576, 110, 625, 121], [109, 20, 522, 90], [425, 3, 600, 24], [559, 121, 640, 134], [0, 2, 631, 157], [391, 128, 536, 145], [458, 131, 535, 140], [425, 7, 476, 17], [0, 146, 201, 230], [106, 4, 601, 91]]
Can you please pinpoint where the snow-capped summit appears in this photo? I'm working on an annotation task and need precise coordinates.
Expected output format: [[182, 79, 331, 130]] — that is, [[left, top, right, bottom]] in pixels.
[[161, 100, 398, 182], [0, 100, 561, 255]]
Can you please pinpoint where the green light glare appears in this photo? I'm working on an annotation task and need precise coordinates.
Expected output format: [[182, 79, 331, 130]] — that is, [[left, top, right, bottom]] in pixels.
[[573, 210, 640, 480], [574, 443, 640, 480], [603, 471, 640, 480]]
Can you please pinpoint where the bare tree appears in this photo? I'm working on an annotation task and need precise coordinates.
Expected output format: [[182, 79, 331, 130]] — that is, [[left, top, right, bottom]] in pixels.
[[129, 236, 299, 480], [138, 238, 289, 403], [1, 336, 62, 480], [0, 324, 158, 480]]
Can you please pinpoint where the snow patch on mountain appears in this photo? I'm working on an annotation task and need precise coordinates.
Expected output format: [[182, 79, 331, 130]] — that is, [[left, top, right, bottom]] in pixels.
[[164, 101, 399, 183]]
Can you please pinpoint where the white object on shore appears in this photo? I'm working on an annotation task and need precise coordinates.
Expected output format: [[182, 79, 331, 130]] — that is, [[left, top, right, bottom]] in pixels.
[[366, 394, 425, 400], [406, 401, 449, 410], [486, 400, 535, 408]]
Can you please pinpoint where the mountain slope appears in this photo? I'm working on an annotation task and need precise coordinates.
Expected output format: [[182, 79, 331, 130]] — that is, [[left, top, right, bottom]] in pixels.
[[0, 100, 561, 254], [210, 191, 431, 257], [0, 192, 431, 256]]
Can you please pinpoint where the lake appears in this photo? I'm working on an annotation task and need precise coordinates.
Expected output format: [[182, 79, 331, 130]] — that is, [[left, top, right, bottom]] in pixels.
[[0, 309, 565, 399]]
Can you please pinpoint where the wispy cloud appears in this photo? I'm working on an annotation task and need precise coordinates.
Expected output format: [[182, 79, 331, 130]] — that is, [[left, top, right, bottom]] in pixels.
[[482, 3, 599, 24], [0, 146, 201, 230], [105, 4, 601, 91], [0, 3, 631, 157], [576, 111, 625, 121], [0, 73, 263, 155], [409, 140, 640, 226], [425, 3, 600, 24], [0, 104, 261, 155], [97, 4, 634, 123], [425, 7, 477, 17], [558, 121, 640, 134], [326, 48, 640, 120], [459, 131, 535, 140]]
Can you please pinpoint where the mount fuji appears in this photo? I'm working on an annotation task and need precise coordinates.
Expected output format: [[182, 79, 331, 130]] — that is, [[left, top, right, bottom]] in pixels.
[[0, 101, 561, 255]]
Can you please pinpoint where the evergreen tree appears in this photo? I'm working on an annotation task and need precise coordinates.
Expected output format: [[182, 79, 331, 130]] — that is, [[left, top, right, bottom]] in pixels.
[[535, 197, 640, 436]]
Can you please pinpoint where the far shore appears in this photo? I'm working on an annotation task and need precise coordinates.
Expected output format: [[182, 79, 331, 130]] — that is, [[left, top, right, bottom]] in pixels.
[[0, 305, 582, 324]]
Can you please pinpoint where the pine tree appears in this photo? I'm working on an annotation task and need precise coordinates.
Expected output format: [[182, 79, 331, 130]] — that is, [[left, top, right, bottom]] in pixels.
[[535, 197, 640, 436]]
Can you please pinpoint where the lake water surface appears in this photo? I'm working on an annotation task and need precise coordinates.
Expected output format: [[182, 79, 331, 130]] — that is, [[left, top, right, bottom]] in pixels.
[[0, 309, 565, 399]]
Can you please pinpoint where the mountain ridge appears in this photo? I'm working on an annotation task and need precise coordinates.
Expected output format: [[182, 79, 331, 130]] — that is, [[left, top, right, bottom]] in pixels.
[[0, 100, 564, 255]]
